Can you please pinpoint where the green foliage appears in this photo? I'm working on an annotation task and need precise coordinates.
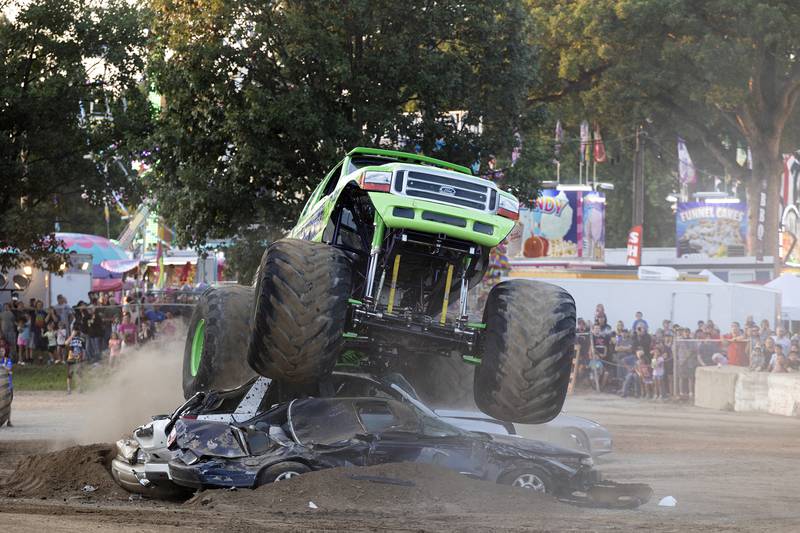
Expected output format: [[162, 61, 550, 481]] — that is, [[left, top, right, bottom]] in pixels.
[[529, 0, 800, 254], [0, 0, 152, 271], [146, 0, 542, 247]]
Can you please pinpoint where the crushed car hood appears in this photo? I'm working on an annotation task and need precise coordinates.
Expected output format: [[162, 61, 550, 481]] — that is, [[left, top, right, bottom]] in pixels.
[[487, 433, 590, 460], [174, 419, 247, 459]]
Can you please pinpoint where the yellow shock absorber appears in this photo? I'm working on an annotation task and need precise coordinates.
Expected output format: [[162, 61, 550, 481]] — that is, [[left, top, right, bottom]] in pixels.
[[387, 254, 401, 315], [440, 263, 454, 325]]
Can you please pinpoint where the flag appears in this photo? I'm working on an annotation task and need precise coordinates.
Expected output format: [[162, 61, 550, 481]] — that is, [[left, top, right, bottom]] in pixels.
[[554, 120, 564, 159], [736, 143, 747, 167], [511, 132, 522, 166], [677, 137, 697, 184], [626, 226, 643, 266], [593, 123, 607, 163], [103, 201, 110, 224], [111, 190, 129, 217], [155, 241, 166, 289], [580, 120, 590, 163]]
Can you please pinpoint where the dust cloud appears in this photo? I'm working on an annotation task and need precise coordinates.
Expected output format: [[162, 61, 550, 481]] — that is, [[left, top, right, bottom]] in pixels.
[[70, 329, 186, 444]]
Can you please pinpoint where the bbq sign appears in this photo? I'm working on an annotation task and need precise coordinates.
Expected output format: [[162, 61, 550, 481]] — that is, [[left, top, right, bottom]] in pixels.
[[676, 202, 748, 258]]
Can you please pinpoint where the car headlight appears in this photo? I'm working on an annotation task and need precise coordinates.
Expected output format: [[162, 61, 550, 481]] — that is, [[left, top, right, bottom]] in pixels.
[[580, 456, 594, 467]]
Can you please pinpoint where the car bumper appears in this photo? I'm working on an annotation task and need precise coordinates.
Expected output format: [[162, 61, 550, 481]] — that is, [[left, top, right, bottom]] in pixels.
[[368, 192, 514, 248], [111, 458, 185, 498]]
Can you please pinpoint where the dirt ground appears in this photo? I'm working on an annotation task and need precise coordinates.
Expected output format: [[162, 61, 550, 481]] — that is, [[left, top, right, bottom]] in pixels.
[[1, 390, 800, 532]]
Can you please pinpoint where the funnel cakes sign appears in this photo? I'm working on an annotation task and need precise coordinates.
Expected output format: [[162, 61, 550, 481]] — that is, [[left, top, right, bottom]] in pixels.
[[676, 202, 747, 257], [507, 189, 605, 261]]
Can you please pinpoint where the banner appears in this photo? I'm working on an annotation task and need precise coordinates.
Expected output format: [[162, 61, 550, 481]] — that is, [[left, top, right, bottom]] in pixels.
[[676, 202, 747, 257], [626, 226, 643, 266], [677, 137, 697, 185], [580, 120, 590, 163], [507, 190, 605, 261], [593, 123, 607, 163]]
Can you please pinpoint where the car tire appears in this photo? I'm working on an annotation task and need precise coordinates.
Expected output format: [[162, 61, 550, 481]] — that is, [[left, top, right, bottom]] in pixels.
[[499, 466, 553, 493], [182, 285, 256, 398], [405, 353, 476, 408], [247, 239, 352, 384], [0, 368, 10, 427], [256, 461, 311, 487], [474, 280, 575, 424]]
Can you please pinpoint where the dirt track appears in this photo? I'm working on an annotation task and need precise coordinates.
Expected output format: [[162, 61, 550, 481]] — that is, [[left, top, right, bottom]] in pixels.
[[1, 391, 800, 531]]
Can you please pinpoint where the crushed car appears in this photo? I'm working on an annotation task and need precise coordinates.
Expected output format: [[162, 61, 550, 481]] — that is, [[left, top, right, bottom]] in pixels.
[[166, 397, 651, 508]]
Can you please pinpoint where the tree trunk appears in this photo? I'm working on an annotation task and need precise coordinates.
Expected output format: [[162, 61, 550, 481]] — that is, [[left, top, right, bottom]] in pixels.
[[746, 140, 782, 264]]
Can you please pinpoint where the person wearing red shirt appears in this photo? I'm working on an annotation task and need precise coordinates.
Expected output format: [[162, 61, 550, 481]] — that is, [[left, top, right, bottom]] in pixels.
[[723, 322, 748, 367]]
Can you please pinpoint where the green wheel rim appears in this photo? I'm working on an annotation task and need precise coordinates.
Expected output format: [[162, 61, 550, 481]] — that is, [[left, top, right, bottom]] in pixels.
[[190, 319, 205, 377]]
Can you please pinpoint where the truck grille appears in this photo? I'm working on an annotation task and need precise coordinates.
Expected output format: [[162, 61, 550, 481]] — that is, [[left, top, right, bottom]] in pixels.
[[397, 170, 492, 212]]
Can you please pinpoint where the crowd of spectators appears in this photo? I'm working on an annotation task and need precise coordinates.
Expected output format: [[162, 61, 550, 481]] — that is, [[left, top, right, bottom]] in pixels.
[[574, 305, 800, 401], [0, 291, 192, 368]]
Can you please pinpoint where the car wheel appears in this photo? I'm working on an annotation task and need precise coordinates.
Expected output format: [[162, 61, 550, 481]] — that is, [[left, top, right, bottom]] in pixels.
[[500, 466, 552, 494], [256, 461, 311, 487]]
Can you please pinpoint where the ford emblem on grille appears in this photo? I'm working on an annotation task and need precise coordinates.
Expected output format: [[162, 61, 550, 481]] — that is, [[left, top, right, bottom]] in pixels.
[[438, 186, 457, 196]]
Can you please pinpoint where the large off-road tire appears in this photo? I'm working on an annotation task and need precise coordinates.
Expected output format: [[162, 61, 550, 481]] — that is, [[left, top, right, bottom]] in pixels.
[[405, 354, 476, 408], [247, 239, 352, 384], [0, 369, 10, 427], [182, 285, 256, 398], [474, 280, 575, 424]]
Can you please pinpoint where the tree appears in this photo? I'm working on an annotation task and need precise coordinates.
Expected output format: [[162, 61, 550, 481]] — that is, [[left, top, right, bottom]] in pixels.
[[146, 0, 541, 248], [0, 0, 151, 271], [530, 0, 800, 258]]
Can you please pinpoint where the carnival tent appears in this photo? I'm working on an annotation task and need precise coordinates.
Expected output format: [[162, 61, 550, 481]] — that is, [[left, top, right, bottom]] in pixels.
[[765, 273, 800, 320]]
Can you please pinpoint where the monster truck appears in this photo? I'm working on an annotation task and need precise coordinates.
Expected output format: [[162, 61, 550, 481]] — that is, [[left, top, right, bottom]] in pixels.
[[184, 147, 575, 423]]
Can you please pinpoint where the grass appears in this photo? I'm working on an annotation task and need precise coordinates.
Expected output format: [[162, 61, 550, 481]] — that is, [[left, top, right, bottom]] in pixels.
[[11, 364, 66, 391], [11, 363, 112, 392]]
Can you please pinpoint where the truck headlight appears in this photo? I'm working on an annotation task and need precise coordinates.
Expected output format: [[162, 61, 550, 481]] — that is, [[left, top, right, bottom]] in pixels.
[[497, 194, 519, 220], [360, 171, 393, 192]]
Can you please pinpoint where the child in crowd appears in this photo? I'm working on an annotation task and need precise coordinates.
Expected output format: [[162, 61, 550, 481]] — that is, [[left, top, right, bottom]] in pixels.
[[1, 347, 12, 426], [119, 314, 136, 347], [56, 322, 67, 363], [652, 347, 665, 399], [44, 322, 58, 364], [637, 353, 654, 399], [588, 351, 605, 392], [16, 317, 30, 365], [108, 332, 122, 367], [65, 328, 86, 394]]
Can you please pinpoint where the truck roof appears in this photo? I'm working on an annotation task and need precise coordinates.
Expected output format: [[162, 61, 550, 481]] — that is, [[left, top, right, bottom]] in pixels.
[[347, 147, 473, 176]]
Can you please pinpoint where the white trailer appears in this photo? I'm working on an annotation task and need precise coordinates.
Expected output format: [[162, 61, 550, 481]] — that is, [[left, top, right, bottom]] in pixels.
[[507, 270, 781, 329]]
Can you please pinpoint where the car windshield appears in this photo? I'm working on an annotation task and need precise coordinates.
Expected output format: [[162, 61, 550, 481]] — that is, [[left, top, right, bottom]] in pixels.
[[345, 156, 397, 175]]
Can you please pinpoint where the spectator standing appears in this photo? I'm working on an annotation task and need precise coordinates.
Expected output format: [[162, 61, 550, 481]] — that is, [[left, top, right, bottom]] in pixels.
[[0, 303, 16, 361], [87, 305, 105, 364], [631, 311, 648, 333], [724, 322, 748, 367], [787, 344, 800, 371], [1, 347, 12, 426], [44, 322, 58, 364], [108, 332, 122, 367], [574, 319, 591, 385], [772, 327, 791, 354], [31, 300, 47, 363], [763, 337, 777, 366], [16, 317, 30, 364], [620, 350, 642, 398], [759, 320, 772, 342], [54, 295, 74, 331], [637, 353, 654, 399], [749, 345, 767, 371], [119, 314, 136, 347], [768, 344, 787, 372], [56, 322, 68, 363], [65, 327, 86, 394], [632, 326, 652, 362], [652, 346, 666, 399]]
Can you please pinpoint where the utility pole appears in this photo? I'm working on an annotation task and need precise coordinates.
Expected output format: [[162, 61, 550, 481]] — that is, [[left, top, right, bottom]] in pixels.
[[632, 125, 645, 229]]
